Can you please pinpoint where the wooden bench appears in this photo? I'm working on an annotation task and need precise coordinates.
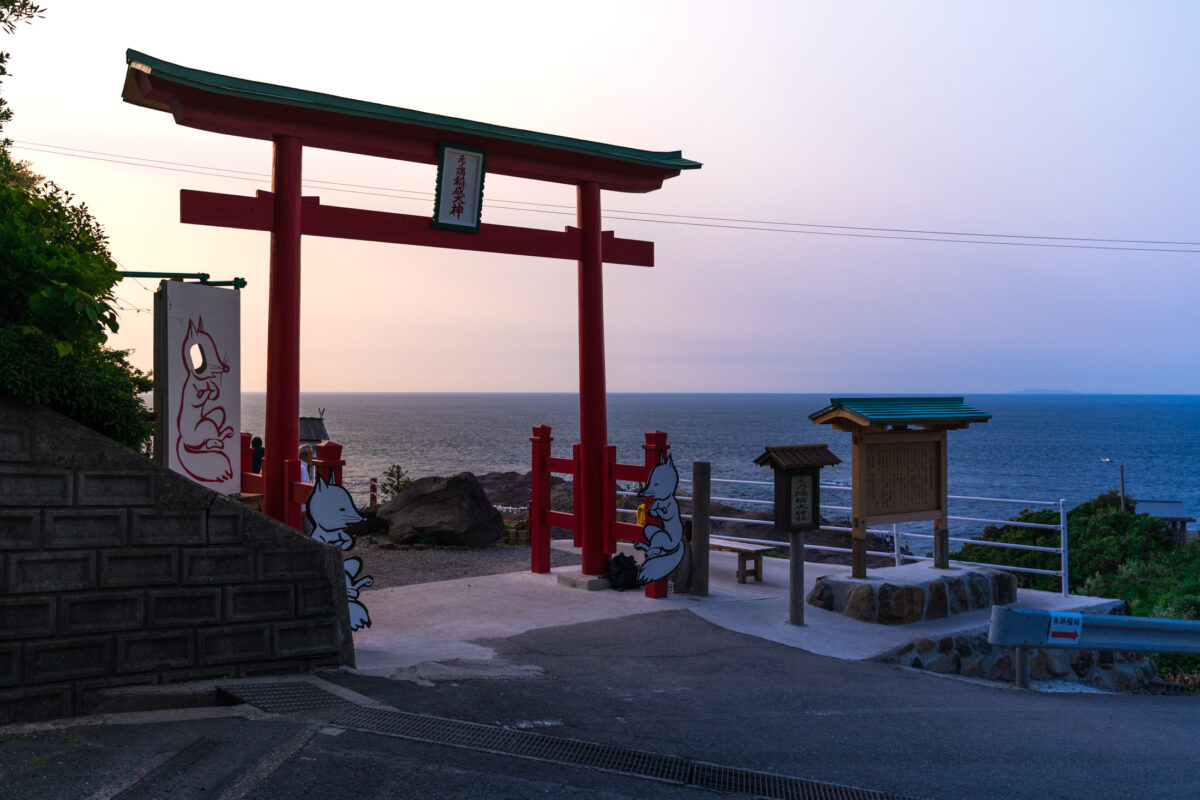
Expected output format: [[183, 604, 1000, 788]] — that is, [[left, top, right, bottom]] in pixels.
[[708, 537, 775, 583]]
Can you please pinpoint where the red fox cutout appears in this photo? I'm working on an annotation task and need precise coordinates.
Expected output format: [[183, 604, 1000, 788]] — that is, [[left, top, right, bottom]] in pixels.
[[175, 317, 234, 482]]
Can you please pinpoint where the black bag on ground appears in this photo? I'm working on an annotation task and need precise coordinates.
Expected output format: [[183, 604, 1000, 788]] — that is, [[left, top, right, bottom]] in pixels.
[[607, 553, 641, 591]]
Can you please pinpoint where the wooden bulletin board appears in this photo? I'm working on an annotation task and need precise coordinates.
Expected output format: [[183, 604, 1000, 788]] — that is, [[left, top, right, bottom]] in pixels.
[[854, 430, 946, 525]]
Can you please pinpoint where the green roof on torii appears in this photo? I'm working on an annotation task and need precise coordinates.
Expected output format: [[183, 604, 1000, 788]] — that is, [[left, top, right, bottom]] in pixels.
[[122, 49, 701, 193]]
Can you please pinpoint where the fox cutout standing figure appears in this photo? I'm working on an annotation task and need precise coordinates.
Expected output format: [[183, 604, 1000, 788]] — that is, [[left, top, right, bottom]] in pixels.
[[305, 473, 374, 631], [306, 473, 364, 551], [635, 453, 685, 584], [175, 317, 234, 482]]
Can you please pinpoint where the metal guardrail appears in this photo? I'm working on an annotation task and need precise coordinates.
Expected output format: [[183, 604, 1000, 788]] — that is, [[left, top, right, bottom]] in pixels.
[[989, 606, 1200, 654], [988, 606, 1200, 688]]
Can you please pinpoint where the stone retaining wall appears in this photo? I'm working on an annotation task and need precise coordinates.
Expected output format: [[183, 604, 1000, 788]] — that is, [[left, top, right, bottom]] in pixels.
[[0, 399, 353, 724], [806, 568, 1018, 624], [878, 626, 1160, 692]]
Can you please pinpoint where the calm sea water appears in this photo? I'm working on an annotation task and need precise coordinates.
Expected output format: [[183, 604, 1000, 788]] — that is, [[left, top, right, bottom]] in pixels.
[[241, 393, 1200, 541]]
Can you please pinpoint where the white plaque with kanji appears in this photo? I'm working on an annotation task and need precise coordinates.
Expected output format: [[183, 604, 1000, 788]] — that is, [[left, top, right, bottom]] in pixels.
[[433, 144, 486, 232], [790, 473, 814, 527]]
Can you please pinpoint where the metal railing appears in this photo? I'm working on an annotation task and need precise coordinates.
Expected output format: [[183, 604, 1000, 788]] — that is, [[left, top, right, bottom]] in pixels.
[[617, 468, 1070, 596], [989, 606, 1200, 688]]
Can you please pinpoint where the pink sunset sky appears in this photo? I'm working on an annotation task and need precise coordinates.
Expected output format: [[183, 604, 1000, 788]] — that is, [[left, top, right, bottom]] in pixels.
[[5, 1, 1199, 393]]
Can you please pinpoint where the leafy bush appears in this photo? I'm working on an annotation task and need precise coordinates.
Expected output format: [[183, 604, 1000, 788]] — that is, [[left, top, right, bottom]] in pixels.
[[1078, 545, 1200, 619], [0, 178, 121, 354], [0, 324, 152, 449]]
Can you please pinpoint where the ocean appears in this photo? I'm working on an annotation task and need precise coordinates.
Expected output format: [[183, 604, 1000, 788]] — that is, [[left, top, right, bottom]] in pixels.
[[241, 393, 1200, 542]]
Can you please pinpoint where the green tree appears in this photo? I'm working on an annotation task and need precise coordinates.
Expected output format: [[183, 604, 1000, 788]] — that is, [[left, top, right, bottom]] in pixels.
[[0, 3, 152, 448], [380, 464, 414, 500]]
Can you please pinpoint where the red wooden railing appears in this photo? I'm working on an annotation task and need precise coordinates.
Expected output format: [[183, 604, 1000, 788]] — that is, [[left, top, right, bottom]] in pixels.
[[240, 432, 344, 532], [530, 426, 672, 599]]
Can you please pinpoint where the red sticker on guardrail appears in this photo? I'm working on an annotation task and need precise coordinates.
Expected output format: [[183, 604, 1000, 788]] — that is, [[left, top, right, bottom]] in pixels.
[[1048, 612, 1082, 642]]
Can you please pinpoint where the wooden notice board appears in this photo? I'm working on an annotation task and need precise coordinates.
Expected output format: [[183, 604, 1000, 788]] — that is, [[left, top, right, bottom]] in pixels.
[[854, 430, 947, 525]]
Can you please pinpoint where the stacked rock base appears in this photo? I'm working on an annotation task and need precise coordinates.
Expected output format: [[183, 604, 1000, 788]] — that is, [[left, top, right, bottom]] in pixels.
[[879, 630, 1161, 692], [806, 566, 1018, 624]]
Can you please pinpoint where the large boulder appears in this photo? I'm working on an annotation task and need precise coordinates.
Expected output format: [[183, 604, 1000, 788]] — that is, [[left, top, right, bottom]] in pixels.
[[380, 472, 505, 547]]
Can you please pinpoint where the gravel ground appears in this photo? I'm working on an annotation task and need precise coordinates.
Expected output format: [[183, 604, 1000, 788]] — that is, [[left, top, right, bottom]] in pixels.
[[349, 536, 581, 589]]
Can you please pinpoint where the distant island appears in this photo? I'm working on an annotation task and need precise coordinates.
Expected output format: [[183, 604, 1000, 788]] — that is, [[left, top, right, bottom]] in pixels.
[[1006, 389, 1104, 395]]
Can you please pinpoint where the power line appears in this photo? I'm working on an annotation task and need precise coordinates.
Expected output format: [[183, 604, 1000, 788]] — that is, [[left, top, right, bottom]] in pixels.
[[11, 139, 1200, 254], [597, 217, 1200, 254], [111, 257, 153, 294]]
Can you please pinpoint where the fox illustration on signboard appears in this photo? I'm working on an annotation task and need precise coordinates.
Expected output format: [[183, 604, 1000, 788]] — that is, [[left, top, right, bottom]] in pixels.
[[175, 317, 234, 482]]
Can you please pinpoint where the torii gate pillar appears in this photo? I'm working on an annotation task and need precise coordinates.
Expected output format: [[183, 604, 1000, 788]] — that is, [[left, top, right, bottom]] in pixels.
[[577, 182, 607, 575], [261, 136, 303, 521]]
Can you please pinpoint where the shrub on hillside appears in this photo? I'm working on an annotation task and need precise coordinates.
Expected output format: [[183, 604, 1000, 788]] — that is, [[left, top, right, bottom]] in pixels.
[[0, 325, 152, 449], [953, 491, 1174, 593]]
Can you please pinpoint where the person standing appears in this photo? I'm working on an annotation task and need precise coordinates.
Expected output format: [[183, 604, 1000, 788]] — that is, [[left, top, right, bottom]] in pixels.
[[298, 445, 314, 482], [250, 436, 264, 473]]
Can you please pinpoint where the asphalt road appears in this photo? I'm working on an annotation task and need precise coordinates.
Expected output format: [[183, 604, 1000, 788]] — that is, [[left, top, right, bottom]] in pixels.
[[2, 610, 1197, 800]]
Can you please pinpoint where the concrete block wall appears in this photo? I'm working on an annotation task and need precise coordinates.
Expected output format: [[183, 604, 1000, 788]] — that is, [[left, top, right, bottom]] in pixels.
[[0, 398, 353, 724]]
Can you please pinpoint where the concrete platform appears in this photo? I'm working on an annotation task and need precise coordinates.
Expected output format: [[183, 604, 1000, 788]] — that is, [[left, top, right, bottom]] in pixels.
[[556, 570, 612, 591], [349, 541, 1120, 675], [805, 562, 1018, 625]]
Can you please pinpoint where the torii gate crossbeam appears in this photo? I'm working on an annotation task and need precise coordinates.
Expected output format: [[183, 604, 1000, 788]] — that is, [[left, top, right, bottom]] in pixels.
[[122, 50, 700, 576]]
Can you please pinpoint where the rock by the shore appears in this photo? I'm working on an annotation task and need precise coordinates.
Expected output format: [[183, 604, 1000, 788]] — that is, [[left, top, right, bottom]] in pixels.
[[475, 471, 575, 511], [380, 472, 504, 548]]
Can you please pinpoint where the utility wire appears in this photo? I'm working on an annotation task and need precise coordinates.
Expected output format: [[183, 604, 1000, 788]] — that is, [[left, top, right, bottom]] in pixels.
[[12, 139, 1200, 254], [111, 256, 153, 294]]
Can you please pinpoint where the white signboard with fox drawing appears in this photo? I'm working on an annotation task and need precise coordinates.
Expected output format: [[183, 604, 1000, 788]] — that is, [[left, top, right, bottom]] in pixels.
[[155, 281, 240, 494]]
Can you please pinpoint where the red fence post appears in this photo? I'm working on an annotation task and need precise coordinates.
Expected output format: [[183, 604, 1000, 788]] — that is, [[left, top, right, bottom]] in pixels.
[[572, 443, 582, 549], [642, 430, 671, 599], [313, 440, 345, 484], [604, 444, 618, 554], [530, 425, 553, 573], [643, 430, 669, 471], [369, 477, 379, 507]]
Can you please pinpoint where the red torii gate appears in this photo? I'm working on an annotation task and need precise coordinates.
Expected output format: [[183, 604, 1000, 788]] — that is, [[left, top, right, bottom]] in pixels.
[[121, 50, 700, 576]]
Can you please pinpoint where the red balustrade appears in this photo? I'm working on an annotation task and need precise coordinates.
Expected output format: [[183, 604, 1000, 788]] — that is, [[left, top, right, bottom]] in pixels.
[[530, 426, 672, 599]]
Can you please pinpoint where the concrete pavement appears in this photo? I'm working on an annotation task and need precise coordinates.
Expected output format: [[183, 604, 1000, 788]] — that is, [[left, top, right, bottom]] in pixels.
[[352, 541, 1119, 673], [2, 545, 1193, 800]]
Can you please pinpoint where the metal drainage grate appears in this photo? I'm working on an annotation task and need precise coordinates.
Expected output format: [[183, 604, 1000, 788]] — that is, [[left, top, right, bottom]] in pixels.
[[333, 707, 921, 800], [691, 761, 907, 800], [217, 681, 352, 713]]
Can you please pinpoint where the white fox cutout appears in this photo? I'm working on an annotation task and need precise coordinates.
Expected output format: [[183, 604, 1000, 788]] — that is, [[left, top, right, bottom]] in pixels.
[[304, 473, 373, 631], [306, 473, 363, 550], [635, 453, 685, 584], [343, 557, 374, 631]]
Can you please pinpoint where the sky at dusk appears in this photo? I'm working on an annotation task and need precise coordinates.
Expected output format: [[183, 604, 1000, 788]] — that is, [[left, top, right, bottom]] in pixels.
[[4, 1, 1199, 393]]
